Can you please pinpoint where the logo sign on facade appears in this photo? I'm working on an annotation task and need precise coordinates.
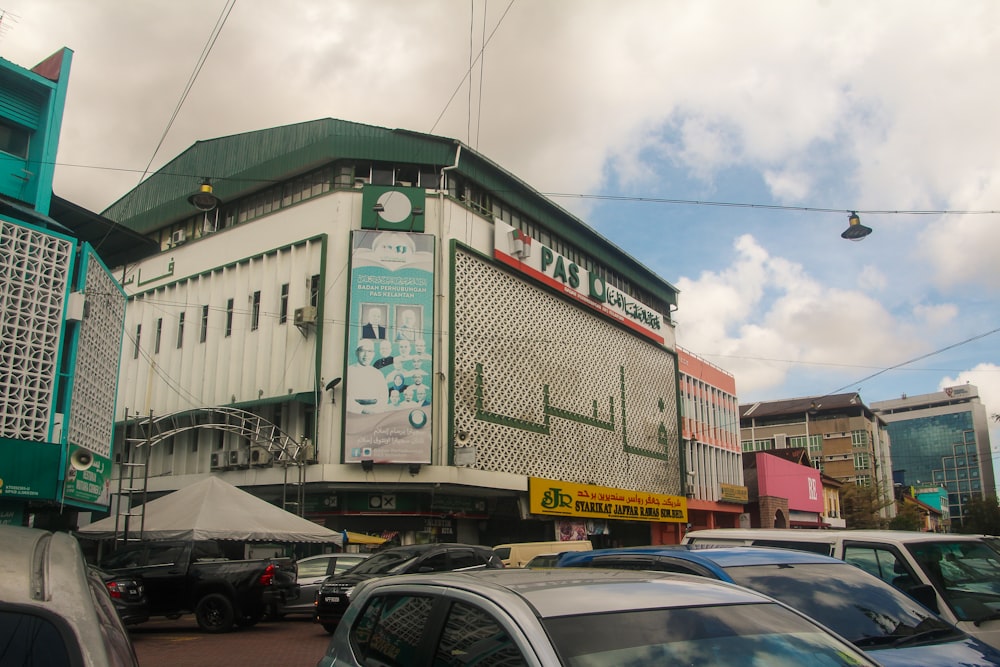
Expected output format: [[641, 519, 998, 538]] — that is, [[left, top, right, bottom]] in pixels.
[[61, 445, 112, 509], [529, 477, 687, 523], [345, 231, 435, 464], [361, 186, 426, 233], [493, 220, 666, 345], [368, 494, 397, 510]]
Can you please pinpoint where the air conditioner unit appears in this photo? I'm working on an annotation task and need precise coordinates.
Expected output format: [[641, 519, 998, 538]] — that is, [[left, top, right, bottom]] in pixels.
[[250, 448, 273, 466], [210, 452, 225, 470], [303, 441, 317, 464], [293, 306, 317, 326], [170, 229, 187, 245], [229, 449, 249, 468]]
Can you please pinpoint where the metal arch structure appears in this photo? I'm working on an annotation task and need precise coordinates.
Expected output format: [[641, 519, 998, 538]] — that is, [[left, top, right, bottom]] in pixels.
[[121, 407, 314, 517]]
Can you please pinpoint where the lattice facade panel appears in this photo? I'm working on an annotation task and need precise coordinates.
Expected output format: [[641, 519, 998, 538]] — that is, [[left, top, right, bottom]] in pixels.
[[0, 220, 73, 441], [66, 247, 126, 458], [453, 249, 681, 494]]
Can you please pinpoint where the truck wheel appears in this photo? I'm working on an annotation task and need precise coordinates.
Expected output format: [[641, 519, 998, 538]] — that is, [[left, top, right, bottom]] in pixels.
[[195, 593, 235, 633]]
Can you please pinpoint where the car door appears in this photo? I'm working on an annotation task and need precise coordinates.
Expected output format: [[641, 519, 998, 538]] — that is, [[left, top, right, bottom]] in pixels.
[[139, 542, 190, 613], [841, 541, 940, 613]]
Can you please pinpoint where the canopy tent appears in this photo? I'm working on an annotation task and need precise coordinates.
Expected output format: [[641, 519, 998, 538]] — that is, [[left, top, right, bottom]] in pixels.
[[76, 476, 343, 545]]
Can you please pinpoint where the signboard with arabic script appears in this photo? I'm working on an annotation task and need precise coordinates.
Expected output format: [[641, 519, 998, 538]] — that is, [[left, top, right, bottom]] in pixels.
[[529, 477, 687, 523]]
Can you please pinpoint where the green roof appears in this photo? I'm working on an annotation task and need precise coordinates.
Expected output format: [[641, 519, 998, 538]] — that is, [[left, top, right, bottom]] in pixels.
[[103, 118, 677, 305]]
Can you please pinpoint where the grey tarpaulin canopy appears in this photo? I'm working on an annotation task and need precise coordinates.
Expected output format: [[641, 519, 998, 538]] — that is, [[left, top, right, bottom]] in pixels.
[[76, 476, 343, 545]]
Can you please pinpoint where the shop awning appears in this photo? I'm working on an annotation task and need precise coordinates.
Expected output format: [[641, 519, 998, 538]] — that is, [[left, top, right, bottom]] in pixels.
[[343, 531, 387, 545]]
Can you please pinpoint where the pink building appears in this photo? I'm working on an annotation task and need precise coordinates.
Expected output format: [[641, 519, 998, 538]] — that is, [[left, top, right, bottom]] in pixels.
[[743, 449, 825, 528]]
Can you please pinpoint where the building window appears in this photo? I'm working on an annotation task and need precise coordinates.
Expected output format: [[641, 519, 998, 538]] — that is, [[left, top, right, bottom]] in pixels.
[[309, 274, 321, 308], [251, 291, 261, 331], [154, 318, 162, 354], [0, 119, 30, 158], [225, 298, 234, 337], [200, 305, 209, 343], [854, 452, 870, 470], [133, 324, 141, 359], [176, 312, 185, 348], [279, 283, 289, 324]]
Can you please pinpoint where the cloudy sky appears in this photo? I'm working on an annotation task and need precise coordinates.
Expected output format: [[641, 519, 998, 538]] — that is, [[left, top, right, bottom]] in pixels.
[[5, 1, 1000, 458]]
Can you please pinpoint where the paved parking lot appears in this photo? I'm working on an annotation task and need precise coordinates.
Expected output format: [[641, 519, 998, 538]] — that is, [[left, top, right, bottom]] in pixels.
[[130, 616, 331, 667]]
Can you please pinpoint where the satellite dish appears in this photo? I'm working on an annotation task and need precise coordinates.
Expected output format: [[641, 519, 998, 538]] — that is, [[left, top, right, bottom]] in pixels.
[[325, 377, 342, 391]]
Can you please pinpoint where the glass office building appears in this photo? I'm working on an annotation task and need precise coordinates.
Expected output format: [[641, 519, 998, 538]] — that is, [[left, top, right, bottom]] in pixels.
[[873, 385, 996, 528]]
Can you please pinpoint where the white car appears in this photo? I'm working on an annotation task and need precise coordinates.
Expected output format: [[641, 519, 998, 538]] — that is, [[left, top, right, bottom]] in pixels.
[[684, 528, 1000, 650], [0, 525, 139, 666]]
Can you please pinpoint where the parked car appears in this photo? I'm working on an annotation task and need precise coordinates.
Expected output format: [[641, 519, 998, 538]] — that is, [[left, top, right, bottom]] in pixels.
[[682, 528, 1000, 649], [523, 553, 561, 568], [315, 568, 879, 666], [100, 539, 298, 633], [314, 543, 503, 633], [557, 545, 1000, 667], [274, 552, 371, 617], [91, 566, 150, 626], [0, 525, 139, 666], [492, 539, 592, 568]]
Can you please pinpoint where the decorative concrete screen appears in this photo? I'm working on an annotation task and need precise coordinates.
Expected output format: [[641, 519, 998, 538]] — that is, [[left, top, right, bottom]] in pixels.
[[66, 246, 126, 458], [0, 220, 74, 441], [453, 249, 681, 494]]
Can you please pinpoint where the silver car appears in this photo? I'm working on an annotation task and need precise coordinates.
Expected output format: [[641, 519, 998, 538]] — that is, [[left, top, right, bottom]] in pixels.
[[316, 568, 878, 666], [0, 525, 139, 666], [276, 552, 370, 616]]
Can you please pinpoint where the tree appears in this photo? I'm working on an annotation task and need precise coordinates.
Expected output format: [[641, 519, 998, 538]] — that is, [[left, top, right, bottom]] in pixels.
[[959, 495, 1000, 535], [888, 502, 923, 531], [841, 485, 891, 529]]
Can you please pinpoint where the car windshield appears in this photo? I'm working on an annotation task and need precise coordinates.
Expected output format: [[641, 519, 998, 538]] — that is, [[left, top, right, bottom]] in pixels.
[[723, 562, 957, 648], [543, 602, 874, 666], [346, 549, 422, 575], [907, 539, 1000, 623]]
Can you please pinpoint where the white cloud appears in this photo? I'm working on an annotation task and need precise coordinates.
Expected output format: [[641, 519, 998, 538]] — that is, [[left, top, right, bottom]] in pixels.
[[676, 235, 925, 396], [857, 266, 887, 292]]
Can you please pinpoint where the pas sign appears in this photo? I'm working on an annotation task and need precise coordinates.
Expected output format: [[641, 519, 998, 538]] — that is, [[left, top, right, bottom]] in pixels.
[[493, 220, 665, 344]]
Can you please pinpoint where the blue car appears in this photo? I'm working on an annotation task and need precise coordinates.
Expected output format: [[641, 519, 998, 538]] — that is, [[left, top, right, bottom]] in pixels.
[[557, 545, 1000, 667]]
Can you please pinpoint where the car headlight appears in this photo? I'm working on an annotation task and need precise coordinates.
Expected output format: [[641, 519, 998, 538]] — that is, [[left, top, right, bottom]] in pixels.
[[344, 586, 355, 598]]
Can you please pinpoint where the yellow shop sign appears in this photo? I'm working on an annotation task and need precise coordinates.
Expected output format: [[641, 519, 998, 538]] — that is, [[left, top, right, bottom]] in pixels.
[[529, 477, 687, 523]]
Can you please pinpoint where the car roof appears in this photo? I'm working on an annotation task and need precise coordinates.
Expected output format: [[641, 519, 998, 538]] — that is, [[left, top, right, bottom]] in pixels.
[[0, 525, 93, 611], [356, 567, 776, 618], [686, 528, 991, 544], [300, 552, 370, 560], [0, 525, 122, 664], [377, 542, 493, 554], [560, 545, 845, 568]]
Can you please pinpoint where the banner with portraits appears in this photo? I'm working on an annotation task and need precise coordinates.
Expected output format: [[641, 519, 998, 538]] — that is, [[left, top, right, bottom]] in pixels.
[[344, 231, 435, 464]]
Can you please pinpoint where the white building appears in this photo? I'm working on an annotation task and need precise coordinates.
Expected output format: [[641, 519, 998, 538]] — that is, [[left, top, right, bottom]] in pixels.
[[103, 119, 689, 546]]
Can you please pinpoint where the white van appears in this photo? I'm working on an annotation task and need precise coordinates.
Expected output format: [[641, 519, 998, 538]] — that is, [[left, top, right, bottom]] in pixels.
[[683, 528, 1000, 650], [492, 540, 592, 568]]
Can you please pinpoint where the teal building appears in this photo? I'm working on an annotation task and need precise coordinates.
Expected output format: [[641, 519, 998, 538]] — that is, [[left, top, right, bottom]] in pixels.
[[0, 48, 145, 529]]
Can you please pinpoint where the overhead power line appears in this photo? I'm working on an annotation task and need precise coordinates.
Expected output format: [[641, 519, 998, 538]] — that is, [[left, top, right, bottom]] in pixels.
[[42, 159, 1000, 218], [139, 0, 238, 182]]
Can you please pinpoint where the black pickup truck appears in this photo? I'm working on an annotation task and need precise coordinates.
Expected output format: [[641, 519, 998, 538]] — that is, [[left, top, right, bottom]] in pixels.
[[100, 540, 298, 633]]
